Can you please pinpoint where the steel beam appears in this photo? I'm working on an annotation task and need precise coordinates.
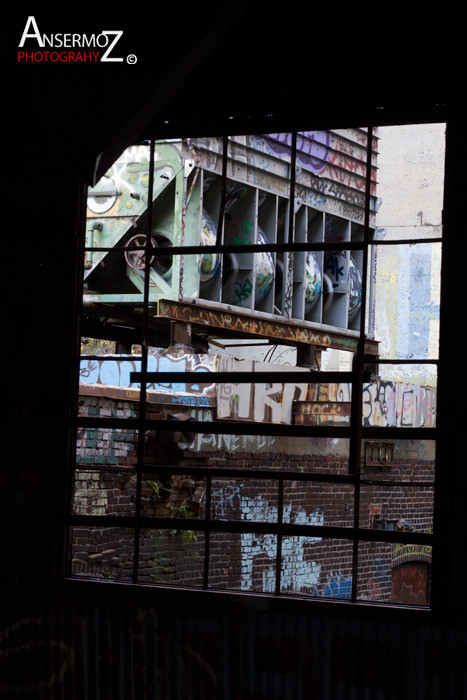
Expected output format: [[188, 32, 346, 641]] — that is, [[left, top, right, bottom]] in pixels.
[[154, 299, 379, 354]]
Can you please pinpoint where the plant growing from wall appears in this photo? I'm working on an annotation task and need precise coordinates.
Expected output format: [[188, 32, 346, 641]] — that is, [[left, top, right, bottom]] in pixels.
[[169, 500, 198, 544], [145, 479, 198, 544], [146, 479, 172, 502]]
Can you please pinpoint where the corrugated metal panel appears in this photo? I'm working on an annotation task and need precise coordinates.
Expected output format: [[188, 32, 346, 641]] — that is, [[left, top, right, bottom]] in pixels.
[[3, 589, 466, 699]]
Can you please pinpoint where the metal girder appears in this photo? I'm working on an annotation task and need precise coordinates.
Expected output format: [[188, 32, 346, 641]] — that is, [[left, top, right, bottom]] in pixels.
[[154, 298, 379, 354]]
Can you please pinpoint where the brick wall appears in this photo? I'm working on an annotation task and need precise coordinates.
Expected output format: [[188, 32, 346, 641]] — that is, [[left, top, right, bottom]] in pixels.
[[71, 394, 434, 604]]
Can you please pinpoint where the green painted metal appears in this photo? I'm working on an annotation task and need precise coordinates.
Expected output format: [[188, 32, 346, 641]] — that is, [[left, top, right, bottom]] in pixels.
[[83, 134, 378, 344]]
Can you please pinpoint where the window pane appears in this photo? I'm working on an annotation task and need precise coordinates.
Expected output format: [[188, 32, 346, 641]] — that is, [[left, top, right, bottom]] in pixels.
[[209, 531, 277, 593], [359, 485, 434, 533], [283, 482, 354, 528], [186, 434, 350, 475], [362, 365, 437, 427], [75, 427, 138, 469], [210, 478, 277, 522], [374, 123, 445, 242], [138, 529, 205, 587], [373, 243, 441, 360], [72, 470, 136, 516], [281, 537, 353, 599], [83, 141, 186, 306], [141, 474, 206, 521], [357, 540, 431, 606], [70, 527, 134, 581], [361, 439, 435, 483]]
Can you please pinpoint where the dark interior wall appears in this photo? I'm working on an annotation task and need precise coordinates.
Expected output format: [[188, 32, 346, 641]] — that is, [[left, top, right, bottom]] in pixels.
[[2, 3, 466, 697]]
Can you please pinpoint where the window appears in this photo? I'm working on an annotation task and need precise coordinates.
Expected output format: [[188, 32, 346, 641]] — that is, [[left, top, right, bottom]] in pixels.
[[67, 122, 444, 608]]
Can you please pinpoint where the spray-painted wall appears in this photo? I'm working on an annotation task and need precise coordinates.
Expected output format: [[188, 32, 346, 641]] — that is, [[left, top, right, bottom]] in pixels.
[[373, 124, 445, 385], [73, 347, 436, 604], [80, 351, 436, 427]]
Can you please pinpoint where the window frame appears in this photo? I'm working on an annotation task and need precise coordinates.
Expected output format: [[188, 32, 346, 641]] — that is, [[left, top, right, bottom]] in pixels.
[[65, 119, 448, 615]]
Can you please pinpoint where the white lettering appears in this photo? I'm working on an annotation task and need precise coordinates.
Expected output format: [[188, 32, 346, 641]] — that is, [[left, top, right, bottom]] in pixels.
[[19, 16, 43, 47], [82, 35, 96, 48], [18, 19, 125, 59], [96, 33, 109, 48], [100, 30, 123, 62]]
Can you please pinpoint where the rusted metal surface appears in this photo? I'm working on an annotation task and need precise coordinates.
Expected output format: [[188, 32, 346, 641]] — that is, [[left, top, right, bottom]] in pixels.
[[294, 400, 352, 416], [79, 383, 217, 408], [364, 440, 395, 466], [155, 298, 379, 354], [293, 400, 352, 426]]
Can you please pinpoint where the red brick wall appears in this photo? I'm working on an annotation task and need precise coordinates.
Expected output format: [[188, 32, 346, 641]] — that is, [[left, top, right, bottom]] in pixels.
[[71, 396, 434, 603]]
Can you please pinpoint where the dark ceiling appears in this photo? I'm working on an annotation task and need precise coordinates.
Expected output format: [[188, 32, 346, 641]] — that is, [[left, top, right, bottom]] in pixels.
[[4, 3, 461, 184]]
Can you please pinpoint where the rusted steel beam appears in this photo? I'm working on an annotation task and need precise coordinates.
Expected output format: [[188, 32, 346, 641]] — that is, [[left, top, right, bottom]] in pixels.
[[154, 299, 379, 354]]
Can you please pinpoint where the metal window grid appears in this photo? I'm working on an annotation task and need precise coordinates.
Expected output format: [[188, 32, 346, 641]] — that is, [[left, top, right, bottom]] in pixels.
[[67, 127, 440, 608]]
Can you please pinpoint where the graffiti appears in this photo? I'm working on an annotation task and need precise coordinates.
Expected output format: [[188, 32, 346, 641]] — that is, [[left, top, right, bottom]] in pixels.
[[324, 251, 347, 289], [80, 350, 218, 396], [321, 572, 352, 599], [217, 358, 309, 424], [327, 148, 377, 195], [393, 529, 433, 563], [196, 430, 276, 454], [362, 381, 397, 427], [361, 381, 435, 428], [239, 219, 254, 238], [251, 132, 331, 175], [375, 381, 396, 423], [217, 358, 435, 427], [391, 562, 429, 605], [234, 277, 253, 302], [80, 345, 436, 429], [157, 299, 377, 353], [239, 497, 324, 593], [210, 483, 244, 519], [196, 133, 373, 223], [171, 394, 211, 407], [85, 142, 182, 278], [0, 618, 73, 694], [402, 388, 414, 426], [283, 252, 294, 319], [222, 374, 435, 427]]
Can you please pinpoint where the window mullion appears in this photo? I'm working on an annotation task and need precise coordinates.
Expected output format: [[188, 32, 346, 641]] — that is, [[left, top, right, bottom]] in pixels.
[[350, 125, 375, 602], [133, 138, 155, 584]]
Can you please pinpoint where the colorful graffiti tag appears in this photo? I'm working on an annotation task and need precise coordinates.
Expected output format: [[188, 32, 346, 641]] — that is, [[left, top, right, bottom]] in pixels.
[[79, 350, 218, 397], [391, 562, 429, 605], [219, 362, 436, 427]]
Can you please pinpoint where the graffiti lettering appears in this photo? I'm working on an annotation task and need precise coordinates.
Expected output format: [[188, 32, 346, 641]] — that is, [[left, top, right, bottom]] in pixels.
[[234, 278, 253, 303], [80, 350, 217, 396]]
